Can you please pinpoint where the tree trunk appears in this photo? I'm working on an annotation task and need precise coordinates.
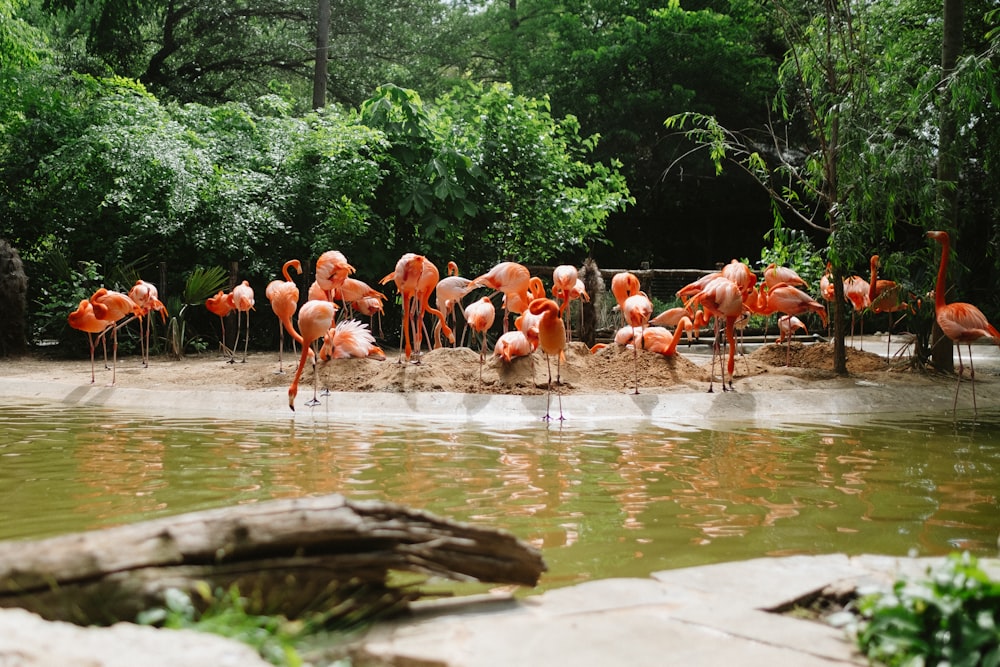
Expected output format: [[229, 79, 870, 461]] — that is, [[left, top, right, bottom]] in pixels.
[[0, 495, 545, 626], [932, 0, 964, 372], [312, 0, 331, 109], [831, 266, 848, 375]]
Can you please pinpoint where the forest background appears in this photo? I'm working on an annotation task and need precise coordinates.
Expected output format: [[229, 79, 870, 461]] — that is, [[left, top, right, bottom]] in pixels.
[[0, 0, 998, 368]]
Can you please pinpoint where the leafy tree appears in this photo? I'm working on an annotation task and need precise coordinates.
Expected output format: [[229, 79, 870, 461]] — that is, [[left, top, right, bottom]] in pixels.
[[663, 0, 991, 375], [32, 0, 456, 108], [357, 82, 633, 274], [455, 0, 779, 266]]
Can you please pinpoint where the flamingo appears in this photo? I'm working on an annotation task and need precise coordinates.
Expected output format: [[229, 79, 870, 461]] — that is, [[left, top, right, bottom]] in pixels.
[[467, 261, 531, 331], [843, 274, 871, 349], [552, 264, 581, 340], [266, 259, 301, 374], [128, 280, 167, 368], [927, 230, 1000, 415], [413, 257, 454, 356], [205, 289, 235, 359], [315, 250, 355, 301], [433, 262, 472, 348], [527, 297, 566, 421], [380, 253, 425, 362], [68, 299, 111, 383], [622, 292, 653, 394], [553, 277, 589, 343], [820, 263, 835, 337], [351, 295, 385, 338], [765, 284, 828, 367], [287, 299, 337, 410], [868, 255, 909, 358], [776, 315, 808, 343], [611, 271, 642, 326], [640, 317, 693, 357], [494, 330, 535, 363], [88, 287, 140, 385], [651, 305, 707, 344], [332, 276, 386, 320], [229, 280, 255, 363], [764, 263, 809, 290], [684, 276, 743, 392], [318, 319, 385, 361], [464, 296, 496, 381], [722, 259, 757, 296]]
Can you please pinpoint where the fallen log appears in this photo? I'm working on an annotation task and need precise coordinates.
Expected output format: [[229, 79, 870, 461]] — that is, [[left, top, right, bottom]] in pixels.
[[0, 494, 546, 625]]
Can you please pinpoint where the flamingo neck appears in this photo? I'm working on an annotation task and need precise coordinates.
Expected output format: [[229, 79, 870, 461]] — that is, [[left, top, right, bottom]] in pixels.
[[868, 257, 877, 302]]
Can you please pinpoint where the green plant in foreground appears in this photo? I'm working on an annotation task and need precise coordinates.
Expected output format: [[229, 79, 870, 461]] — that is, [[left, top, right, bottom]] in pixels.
[[137, 584, 307, 666], [851, 552, 1000, 666]]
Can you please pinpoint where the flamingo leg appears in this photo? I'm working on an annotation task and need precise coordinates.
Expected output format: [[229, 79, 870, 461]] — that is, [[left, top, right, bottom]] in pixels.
[[241, 311, 250, 363], [275, 321, 285, 374], [228, 312, 240, 364]]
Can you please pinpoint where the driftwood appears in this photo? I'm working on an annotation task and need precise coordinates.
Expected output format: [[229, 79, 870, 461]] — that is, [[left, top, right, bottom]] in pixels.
[[0, 494, 546, 625]]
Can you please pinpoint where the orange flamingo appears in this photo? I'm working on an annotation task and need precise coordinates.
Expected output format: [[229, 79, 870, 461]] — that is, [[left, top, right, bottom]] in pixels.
[[722, 259, 757, 296], [765, 284, 828, 367], [468, 261, 531, 331], [68, 299, 111, 383], [553, 275, 589, 342], [611, 271, 642, 326], [266, 259, 301, 374], [494, 330, 535, 363], [464, 296, 496, 381], [351, 295, 385, 338], [820, 263, 835, 336], [413, 257, 454, 356], [676, 271, 722, 300], [504, 276, 546, 331], [433, 262, 472, 348], [622, 292, 653, 394], [88, 287, 141, 385], [229, 280, 255, 363], [332, 276, 386, 319], [205, 289, 235, 359], [843, 274, 870, 349], [318, 319, 385, 361], [685, 276, 743, 392], [380, 253, 425, 362], [777, 315, 808, 343], [868, 254, 910, 358], [128, 279, 167, 368], [640, 317, 693, 357], [764, 263, 809, 289], [381, 254, 453, 361], [927, 230, 1000, 415], [287, 299, 337, 410], [552, 265, 579, 338], [315, 250, 355, 300], [527, 297, 566, 421]]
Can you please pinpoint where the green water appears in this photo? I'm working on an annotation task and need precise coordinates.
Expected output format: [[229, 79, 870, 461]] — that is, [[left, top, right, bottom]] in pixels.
[[1, 399, 998, 592]]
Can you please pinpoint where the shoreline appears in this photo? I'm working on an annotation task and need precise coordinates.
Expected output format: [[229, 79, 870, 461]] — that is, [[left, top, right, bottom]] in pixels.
[[3, 370, 996, 428]]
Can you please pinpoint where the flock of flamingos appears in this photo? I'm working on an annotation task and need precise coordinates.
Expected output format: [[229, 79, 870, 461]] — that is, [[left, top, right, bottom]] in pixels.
[[67, 230, 999, 419]]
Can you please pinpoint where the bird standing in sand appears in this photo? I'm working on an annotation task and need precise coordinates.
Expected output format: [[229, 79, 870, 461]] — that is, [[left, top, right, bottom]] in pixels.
[[927, 230, 1000, 415]]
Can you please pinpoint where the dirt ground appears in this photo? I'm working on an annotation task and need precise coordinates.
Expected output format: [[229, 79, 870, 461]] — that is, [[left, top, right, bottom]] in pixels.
[[2, 336, 952, 397]]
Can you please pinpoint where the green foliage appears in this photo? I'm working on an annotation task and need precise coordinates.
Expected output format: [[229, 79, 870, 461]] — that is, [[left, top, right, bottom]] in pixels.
[[30, 250, 103, 346], [166, 266, 228, 358], [851, 553, 1000, 667], [755, 225, 826, 289], [137, 585, 305, 667], [357, 82, 632, 272]]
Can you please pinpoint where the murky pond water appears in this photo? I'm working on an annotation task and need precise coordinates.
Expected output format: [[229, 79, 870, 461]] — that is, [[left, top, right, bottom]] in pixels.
[[1, 399, 998, 593]]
